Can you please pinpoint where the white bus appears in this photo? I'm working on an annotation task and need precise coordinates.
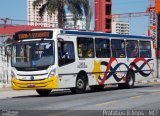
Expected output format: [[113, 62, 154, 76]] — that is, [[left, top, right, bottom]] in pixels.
[[11, 29, 155, 96]]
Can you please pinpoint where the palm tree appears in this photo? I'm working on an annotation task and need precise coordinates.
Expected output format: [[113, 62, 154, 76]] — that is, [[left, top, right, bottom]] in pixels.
[[79, 0, 92, 31], [67, 0, 83, 28], [33, 0, 83, 28]]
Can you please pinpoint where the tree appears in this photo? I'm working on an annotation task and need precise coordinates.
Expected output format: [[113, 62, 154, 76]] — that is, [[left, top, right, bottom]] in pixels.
[[67, 0, 83, 28], [33, 0, 83, 28], [79, 0, 92, 31], [68, 0, 92, 30]]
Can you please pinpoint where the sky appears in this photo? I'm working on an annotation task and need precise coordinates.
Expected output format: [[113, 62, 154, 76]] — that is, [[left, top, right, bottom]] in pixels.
[[0, 0, 150, 35], [112, 0, 150, 35]]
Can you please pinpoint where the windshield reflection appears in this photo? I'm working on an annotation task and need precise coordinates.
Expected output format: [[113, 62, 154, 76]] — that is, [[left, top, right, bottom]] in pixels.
[[12, 41, 54, 68]]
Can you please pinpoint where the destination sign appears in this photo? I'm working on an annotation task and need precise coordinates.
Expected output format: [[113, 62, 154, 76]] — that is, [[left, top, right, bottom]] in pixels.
[[14, 31, 53, 41]]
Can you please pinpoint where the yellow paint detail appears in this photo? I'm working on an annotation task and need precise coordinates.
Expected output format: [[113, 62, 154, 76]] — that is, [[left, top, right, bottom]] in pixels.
[[96, 101, 116, 106], [50, 111, 75, 116], [130, 95, 142, 99], [11, 76, 58, 90], [92, 60, 102, 82]]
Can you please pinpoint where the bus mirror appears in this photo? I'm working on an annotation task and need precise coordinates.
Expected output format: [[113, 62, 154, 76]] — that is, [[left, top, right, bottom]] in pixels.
[[58, 38, 64, 42]]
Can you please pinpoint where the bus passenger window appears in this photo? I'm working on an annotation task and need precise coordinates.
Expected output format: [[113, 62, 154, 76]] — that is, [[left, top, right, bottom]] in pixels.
[[126, 40, 139, 58], [111, 39, 126, 58], [77, 37, 94, 58], [58, 41, 75, 66], [139, 41, 151, 58], [95, 38, 110, 58]]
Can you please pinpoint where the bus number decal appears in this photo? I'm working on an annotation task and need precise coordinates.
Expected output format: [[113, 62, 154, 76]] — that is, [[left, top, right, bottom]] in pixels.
[[77, 62, 87, 68]]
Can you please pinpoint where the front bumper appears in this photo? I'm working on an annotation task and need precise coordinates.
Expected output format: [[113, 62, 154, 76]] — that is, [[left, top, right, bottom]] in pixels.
[[11, 76, 58, 90]]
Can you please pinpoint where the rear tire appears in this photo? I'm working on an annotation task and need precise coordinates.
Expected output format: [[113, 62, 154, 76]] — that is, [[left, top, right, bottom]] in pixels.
[[90, 85, 104, 91], [118, 71, 135, 89], [36, 89, 52, 96], [70, 74, 87, 94]]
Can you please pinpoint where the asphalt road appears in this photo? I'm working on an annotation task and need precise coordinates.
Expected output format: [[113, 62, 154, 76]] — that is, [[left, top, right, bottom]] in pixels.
[[1, 84, 160, 116]]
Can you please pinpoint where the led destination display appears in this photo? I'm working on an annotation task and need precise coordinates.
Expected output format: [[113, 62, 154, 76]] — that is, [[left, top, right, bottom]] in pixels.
[[14, 31, 53, 41]]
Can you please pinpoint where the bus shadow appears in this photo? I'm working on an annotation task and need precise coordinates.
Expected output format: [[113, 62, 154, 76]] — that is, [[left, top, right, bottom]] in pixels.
[[12, 85, 152, 99]]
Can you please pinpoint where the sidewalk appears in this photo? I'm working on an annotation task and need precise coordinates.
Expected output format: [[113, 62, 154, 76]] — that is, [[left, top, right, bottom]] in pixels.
[[135, 77, 160, 84], [0, 89, 37, 99], [0, 83, 11, 90], [0, 83, 38, 99]]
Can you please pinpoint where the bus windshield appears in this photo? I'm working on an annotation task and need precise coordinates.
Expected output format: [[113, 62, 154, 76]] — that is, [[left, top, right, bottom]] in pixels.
[[12, 41, 54, 70]]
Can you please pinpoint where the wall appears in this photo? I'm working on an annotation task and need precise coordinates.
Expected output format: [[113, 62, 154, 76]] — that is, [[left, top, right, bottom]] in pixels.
[[0, 36, 11, 87]]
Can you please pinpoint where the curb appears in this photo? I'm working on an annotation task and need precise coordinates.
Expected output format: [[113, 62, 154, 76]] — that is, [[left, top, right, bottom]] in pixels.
[[0, 84, 11, 90], [135, 79, 160, 84]]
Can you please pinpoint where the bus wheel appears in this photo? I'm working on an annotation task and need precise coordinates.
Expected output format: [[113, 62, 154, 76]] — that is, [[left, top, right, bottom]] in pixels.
[[118, 71, 135, 89], [36, 89, 52, 96], [70, 75, 87, 94], [90, 85, 104, 91]]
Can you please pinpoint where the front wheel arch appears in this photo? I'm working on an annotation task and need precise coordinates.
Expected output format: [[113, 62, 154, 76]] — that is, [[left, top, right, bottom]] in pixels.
[[77, 70, 88, 85], [70, 70, 88, 94]]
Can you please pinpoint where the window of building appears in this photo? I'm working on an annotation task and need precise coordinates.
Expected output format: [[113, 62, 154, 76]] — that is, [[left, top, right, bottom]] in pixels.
[[77, 37, 94, 58], [126, 40, 139, 58], [111, 39, 126, 58], [139, 41, 151, 58], [95, 38, 111, 58]]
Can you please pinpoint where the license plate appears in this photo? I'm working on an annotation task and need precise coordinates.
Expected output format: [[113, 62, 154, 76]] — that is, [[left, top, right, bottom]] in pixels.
[[27, 83, 35, 87]]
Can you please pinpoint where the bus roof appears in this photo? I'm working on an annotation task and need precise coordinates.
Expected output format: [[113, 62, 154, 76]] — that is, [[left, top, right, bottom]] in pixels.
[[61, 30, 151, 40]]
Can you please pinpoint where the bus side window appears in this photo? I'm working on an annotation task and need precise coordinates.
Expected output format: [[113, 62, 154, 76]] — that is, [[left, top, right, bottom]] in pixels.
[[95, 38, 110, 58], [139, 41, 151, 58], [77, 37, 94, 58], [58, 41, 75, 66], [126, 40, 139, 58], [111, 39, 126, 58]]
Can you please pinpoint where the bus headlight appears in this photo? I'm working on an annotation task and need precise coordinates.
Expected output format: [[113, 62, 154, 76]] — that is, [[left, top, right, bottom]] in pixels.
[[48, 69, 56, 78]]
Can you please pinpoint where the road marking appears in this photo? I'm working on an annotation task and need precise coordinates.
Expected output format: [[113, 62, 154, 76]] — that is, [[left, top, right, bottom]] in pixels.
[[145, 82, 160, 85], [130, 95, 142, 99], [96, 101, 116, 106], [151, 92, 160, 94], [49, 110, 75, 116]]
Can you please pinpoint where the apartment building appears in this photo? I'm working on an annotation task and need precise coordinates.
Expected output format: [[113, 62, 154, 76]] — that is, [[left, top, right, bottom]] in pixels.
[[64, 13, 86, 30], [27, 0, 58, 27], [112, 20, 130, 35]]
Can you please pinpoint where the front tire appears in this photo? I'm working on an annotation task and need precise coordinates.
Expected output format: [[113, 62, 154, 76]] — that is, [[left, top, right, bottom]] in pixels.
[[118, 71, 135, 89], [70, 75, 87, 94], [36, 89, 52, 96]]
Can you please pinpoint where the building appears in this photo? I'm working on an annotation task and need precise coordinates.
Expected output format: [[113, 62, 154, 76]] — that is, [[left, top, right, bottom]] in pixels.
[[0, 36, 9, 87], [95, 0, 112, 33], [64, 13, 86, 30], [112, 20, 130, 35], [27, 0, 58, 27]]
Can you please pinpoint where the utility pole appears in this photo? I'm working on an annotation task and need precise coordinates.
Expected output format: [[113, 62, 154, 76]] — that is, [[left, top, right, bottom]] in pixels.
[[155, 0, 160, 78], [157, 14, 160, 78]]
